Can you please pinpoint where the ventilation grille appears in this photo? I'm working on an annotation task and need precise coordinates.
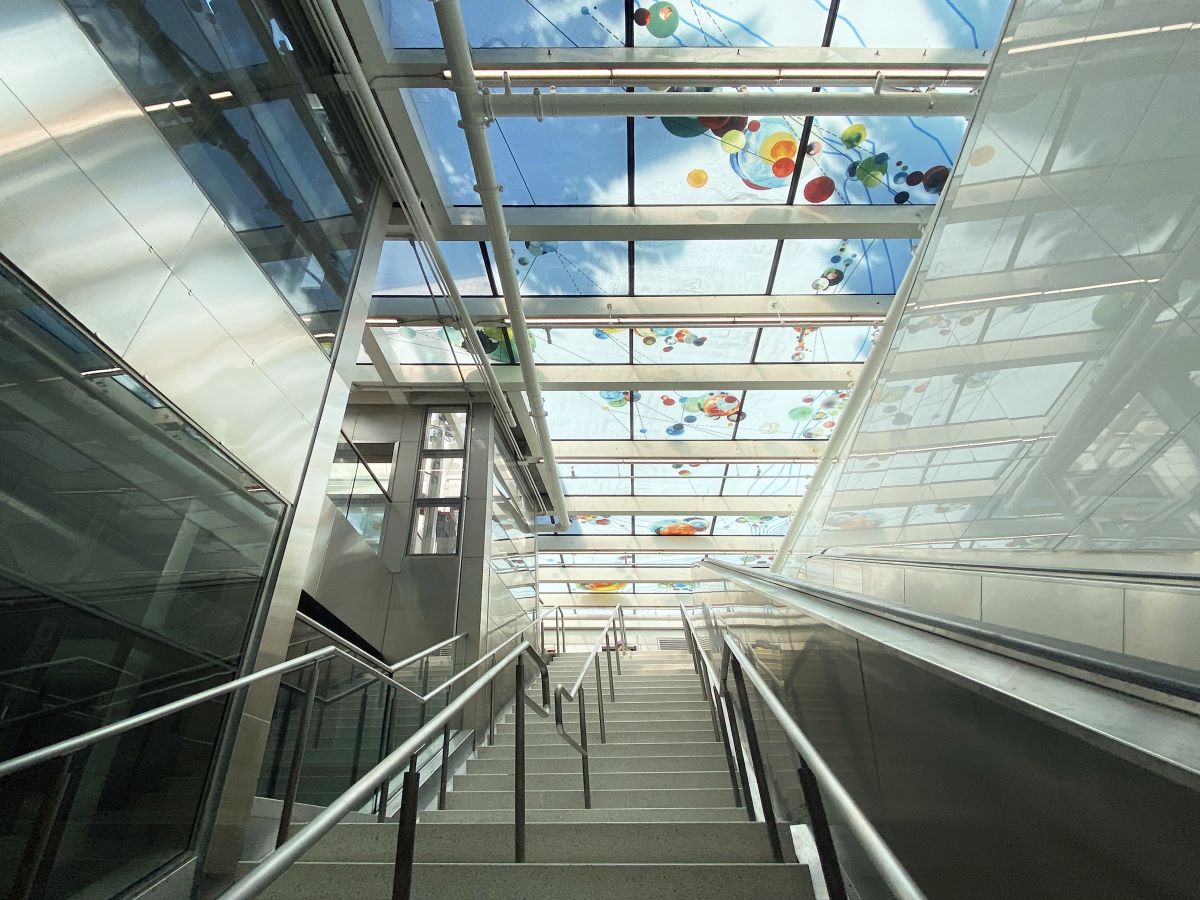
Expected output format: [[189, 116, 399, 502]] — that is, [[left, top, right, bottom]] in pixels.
[[658, 636, 711, 651]]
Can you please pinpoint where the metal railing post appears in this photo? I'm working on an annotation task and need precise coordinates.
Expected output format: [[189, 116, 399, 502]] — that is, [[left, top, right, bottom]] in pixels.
[[276, 661, 320, 847], [375, 686, 395, 821], [515, 654, 526, 863], [797, 756, 849, 900], [712, 685, 742, 808], [487, 678, 496, 746], [730, 655, 785, 863], [611, 614, 622, 675], [391, 755, 420, 900], [604, 631, 616, 700], [594, 660, 607, 744], [437, 724, 451, 810], [578, 688, 591, 809], [10, 752, 74, 900], [417, 658, 430, 728], [618, 606, 628, 656]]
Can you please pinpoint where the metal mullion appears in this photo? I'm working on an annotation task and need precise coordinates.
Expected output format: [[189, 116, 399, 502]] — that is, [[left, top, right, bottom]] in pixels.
[[748, 327, 765, 365], [729, 389, 750, 440], [341, 431, 393, 502], [480, 240, 500, 296], [717, 463, 733, 497]]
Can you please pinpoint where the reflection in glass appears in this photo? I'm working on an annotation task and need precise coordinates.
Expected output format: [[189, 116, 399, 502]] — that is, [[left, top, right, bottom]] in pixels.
[[0, 266, 283, 897], [66, 0, 376, 344], [419, 457, 465, 499], [410, 505, 462, 554], [425, 410, 470, 451]]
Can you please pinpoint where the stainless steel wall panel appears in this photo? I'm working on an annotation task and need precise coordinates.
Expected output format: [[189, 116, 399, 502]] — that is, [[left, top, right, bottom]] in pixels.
[[1124, 586, 1200, 670], [0, 79, 171, 356], [902, 567, 982, 620], [124, 275, 311, 498], [312, 505, 391, 643], [981, 575, 1125, 652], [171, 207, 329, 419], [0, 3, 209, 272]]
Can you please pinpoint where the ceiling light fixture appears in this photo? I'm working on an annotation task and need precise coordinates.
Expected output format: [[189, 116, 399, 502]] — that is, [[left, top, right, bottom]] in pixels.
[[1007, 23, 1194, 55], [80, 367, 123, 378], [452, 66, 986, 84]]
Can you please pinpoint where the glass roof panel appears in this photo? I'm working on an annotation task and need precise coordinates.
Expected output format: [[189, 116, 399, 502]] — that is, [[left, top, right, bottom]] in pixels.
[[635, 582, 695, 593], [635, 516, 714, 535], [375, 241, 490, 295], [510, 242, 629, 295], [774, 238, 915, 295], [631, 1, 827, 47], [633, 106, 802, 205], [571, 581, 633, 593], [485, 107, 628, 206], [635, 553, 704, 566], [723, 462, 813, 495], [561, 515, 634, 534], [630, 327, 755, 364], [796, 115, 966, 207], [635, 241, 777, 294], [531, 328, 630, 364], [754, 325, 876, 363], [831, 0, 1008, 50], [737, 389, 852, 440], [387, 1, 624, 49], [633, 390, 745, 440], [712, 514, 791, 534], [376, 325, 459, 364], [544, 390, 633, 439]]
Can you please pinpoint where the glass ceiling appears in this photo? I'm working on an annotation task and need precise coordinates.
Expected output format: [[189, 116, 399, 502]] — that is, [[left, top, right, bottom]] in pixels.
[[384, 1, 1006, 54], [376, 238, 916, 298], [366, 0, 1004, 599]]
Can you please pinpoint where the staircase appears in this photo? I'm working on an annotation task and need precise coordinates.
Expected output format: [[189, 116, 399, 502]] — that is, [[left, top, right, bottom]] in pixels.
[[242, 648, 815, 898]]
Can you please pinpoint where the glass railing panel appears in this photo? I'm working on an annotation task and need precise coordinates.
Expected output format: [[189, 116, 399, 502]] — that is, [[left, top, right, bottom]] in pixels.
[[0, 696, 229, 900]]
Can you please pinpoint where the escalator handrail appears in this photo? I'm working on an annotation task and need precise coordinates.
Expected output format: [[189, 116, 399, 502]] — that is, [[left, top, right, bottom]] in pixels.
[[701, 560, 1200, 703]]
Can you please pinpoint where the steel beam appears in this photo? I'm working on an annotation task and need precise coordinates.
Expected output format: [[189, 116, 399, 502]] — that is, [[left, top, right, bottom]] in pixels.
[[540, 567, 710, 582], [369, 293, 892, 323], [540, 536, 785, 552], [557, 440, 826, 462], [378, 362, 860, 390], [565, 497, 801, 516], [370, 46, 990, 89], [387, 203, 929, 241], [484, 89, 976, 119]]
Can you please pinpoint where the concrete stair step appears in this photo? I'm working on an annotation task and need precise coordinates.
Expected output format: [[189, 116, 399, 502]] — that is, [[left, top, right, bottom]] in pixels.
[[490, 729, 718, 745], [495, 719, 714, 734], [282, 821, 787, 864], [245, 861, 814, 899], [476, 741, 724, 759], [416, 808, 750, 825], [467, 754, 727, 775], [450, 772, 732, 792], [445, 787, 735, 811]]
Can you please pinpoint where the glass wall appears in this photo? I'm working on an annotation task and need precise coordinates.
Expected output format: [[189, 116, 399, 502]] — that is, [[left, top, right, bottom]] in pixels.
[[484, 447, 539, 655], [327, 434, 391, 551], [410, 409, 468, 555], [64, 0, 377, 346], [0, 263, 284, 897]]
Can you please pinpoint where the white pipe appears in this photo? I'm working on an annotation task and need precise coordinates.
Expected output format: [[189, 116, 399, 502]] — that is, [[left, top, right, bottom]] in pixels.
[[310, 0, 516, 432], [432, 0, 572, 532], [485, 88, 976, 119]]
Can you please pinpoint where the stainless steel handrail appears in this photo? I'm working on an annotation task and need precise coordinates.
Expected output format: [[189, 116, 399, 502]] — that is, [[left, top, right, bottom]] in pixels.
[[295, 610, 466, 676], [223, 640, 551, 900], [716, 629, 927, 900], [551, 604, 624, 808]]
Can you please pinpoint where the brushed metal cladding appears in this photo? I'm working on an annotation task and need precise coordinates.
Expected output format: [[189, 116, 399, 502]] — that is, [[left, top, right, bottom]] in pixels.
[[311, 503, 392, 643], [697, 577, 1200, 899], [1124, 586, 1200, 671], [172, 207, 329, 417], [981, 575, 1126, 653], [0, 78, 171, 356], [125, 275, 312, 497], [901, 567, 982, 620], [0, 2, 209, 271]]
